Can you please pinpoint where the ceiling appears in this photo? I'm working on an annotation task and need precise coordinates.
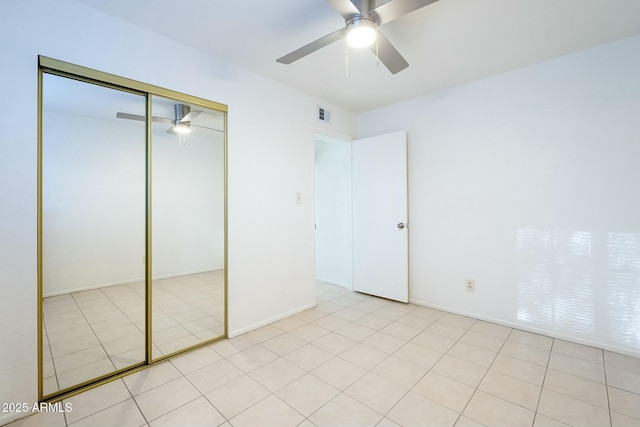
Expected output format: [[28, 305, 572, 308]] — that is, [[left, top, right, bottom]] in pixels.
[[72, 0, 640, 113]]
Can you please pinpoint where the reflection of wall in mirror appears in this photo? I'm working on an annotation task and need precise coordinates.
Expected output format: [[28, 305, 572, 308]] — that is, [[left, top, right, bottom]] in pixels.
[[152, 123, 225, 279], [42, 111, 224, 296]]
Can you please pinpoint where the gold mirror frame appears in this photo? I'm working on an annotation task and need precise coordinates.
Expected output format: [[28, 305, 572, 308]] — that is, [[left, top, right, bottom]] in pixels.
[[37, 56, 228, 402]]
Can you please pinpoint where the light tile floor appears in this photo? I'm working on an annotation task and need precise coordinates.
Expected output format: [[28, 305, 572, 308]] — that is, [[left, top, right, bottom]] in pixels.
[[42, 271, 225, 395], [10, 282, 640, 427]]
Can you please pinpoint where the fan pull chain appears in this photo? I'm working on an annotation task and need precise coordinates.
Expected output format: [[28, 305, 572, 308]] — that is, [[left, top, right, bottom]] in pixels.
[[345, 41, 349, 80], [376, 26, 379, 69]]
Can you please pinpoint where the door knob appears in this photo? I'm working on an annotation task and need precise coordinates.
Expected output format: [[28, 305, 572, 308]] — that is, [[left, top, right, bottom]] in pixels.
[[397, 222, 405, 229]]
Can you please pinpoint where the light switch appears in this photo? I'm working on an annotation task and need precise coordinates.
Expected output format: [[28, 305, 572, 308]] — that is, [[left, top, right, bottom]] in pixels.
[[296, 192, 302, 205]]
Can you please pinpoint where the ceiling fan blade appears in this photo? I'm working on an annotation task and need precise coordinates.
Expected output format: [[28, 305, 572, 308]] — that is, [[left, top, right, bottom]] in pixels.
[[370, 0, 439, 25], [152, 116, 176, 125], [326, 0, 361, 18], [181, 110, 202, 122], [116, 112, 145, 121], [277, 28, 347, 64], [372, 31, 409, 74], [116, 112, 174, 124], [191, 124, 224, 133], [166, 126, 178, 135]]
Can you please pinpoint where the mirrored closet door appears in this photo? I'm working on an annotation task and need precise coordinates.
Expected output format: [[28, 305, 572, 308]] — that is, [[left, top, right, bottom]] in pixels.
[[39, 57, 227, 400], [41, 74, 147, 396], [150, 96, 226, 360]]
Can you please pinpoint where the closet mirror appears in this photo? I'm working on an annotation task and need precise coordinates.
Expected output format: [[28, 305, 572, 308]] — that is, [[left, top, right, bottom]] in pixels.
[[150, 96, 226, 359], [39, 57, 227, 400], [41, 74, 147, 396]]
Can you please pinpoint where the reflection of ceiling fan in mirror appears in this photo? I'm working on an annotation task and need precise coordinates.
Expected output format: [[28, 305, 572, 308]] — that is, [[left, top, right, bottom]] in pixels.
[[116, 104, 222, 134], [276, 0, 439, 74]]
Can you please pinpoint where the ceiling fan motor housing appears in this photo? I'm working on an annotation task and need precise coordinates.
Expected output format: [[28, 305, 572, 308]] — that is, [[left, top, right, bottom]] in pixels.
[[175, 104, 190, 124], [351, 0, 374, 16]]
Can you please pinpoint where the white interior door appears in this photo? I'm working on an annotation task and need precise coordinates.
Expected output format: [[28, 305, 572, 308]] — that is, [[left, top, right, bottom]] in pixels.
[[352, 130, 408, 302]]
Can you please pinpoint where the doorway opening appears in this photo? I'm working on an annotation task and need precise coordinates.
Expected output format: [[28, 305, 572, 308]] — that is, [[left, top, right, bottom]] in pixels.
[[314, 133, 352, 292]]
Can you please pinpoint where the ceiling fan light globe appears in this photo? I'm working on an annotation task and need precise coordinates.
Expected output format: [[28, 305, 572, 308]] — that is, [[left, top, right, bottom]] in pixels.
[[174, 123, 191, 134], [346, 19, 376, 48]]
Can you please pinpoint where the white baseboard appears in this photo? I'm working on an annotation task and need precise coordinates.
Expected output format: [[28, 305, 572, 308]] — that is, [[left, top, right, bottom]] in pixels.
[[410, 298, 640, 359], [0, 409, 33, 427], [43, 277, 144, 298], [316, 278, 352, 290], [228, 302, 316, 338], [43, 268, 224, 298]]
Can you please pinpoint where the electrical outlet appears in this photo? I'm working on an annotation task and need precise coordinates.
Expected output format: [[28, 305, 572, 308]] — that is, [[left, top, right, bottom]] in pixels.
[[465, 279, 475, 292]]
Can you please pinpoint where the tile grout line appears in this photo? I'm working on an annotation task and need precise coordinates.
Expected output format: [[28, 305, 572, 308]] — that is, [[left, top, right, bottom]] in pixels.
[[266, 294, 415, 426], [450, 318, 508, 427], [172, 354, 232, 426], [61, 290, 115, 393], [374, 312, 455, 425], [603, 349, 613, 427], [530, 336, 554, 427]]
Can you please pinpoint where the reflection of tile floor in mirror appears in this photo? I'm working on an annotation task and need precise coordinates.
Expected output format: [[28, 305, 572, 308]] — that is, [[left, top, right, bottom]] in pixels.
[[16, 281, 640, 427], [42, 270, 225, 395]]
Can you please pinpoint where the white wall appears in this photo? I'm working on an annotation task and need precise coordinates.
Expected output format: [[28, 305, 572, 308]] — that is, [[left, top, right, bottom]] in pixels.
[[151, 123, 226, 279], [358, 34, 640, 357], [41, 108, 225, 296], [42, 111, 146, 295], [0, 1, 355, 423], [314, 134, 352, 288]]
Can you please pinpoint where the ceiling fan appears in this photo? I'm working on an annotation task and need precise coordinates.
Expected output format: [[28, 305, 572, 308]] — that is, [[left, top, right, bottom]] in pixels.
[[116, 104, 221, 134], [276, 0, 439, 74]]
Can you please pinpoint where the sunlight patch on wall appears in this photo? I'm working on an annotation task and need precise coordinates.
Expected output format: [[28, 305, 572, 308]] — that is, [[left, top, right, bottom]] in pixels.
[[607, 232, 640, 349], [516, 229, 640, 350], [516, 229, 595, 335]]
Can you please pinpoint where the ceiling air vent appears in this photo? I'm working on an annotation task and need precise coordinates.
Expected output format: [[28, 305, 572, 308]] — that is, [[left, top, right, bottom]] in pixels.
[[318, 106, 331, 124]]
